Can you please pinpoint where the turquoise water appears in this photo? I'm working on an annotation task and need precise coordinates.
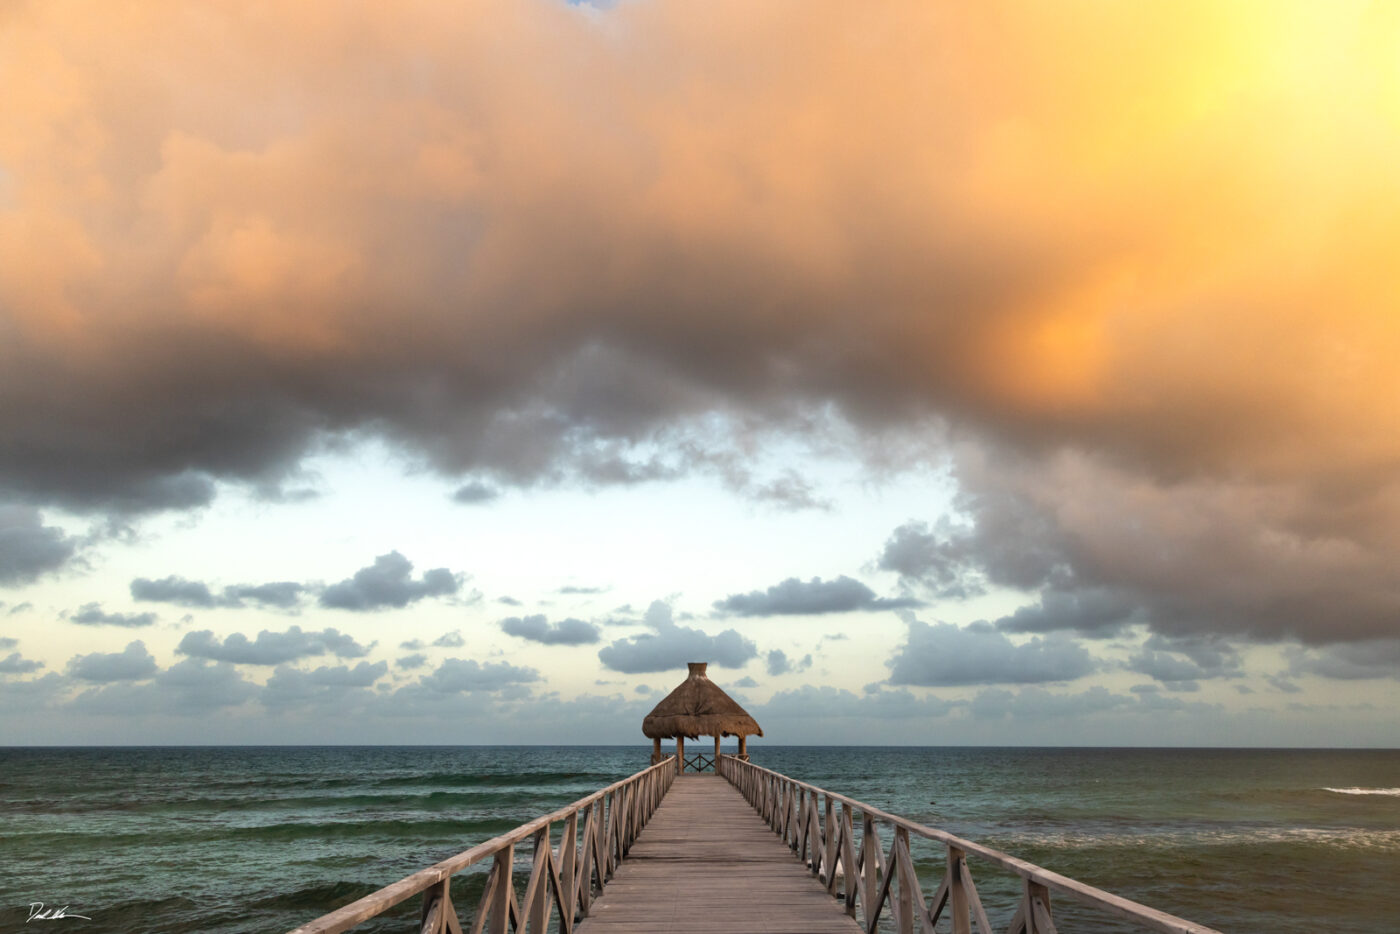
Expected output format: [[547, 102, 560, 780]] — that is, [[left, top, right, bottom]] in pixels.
[[3, 746, 1398, 932]]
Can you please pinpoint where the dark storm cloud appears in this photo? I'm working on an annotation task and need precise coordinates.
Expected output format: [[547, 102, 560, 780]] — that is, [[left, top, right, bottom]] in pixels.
[[500, 614, 600, 646], [422, 658, 540, 693], [0, 505, 79, 585], [319, 552, 461, 611], [4, 2, 1400, 652], [66, 641, 159, 682], [715, 576, 921, 617], [598, 601, 757, 673], [886, 614, 1095, 687], [177, 626, 371, 665], [0, 651, 44, 674], [1287, 640, 1400, 680], [882, 444, 1400, 645], [69, 602, 158, 628]]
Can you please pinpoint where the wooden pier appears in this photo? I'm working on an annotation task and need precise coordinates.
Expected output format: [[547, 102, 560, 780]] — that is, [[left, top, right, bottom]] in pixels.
[[290, 667, 1222, 934], [289, 754, 1224, 934], [576, 774, 860, 934]]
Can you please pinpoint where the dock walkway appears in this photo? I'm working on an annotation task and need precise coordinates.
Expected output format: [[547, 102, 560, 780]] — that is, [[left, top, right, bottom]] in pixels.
[[576, 774, 861, 934]]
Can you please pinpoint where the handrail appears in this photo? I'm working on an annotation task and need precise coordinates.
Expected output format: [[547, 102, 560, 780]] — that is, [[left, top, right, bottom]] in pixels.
[[287, 756, 676, 934], [718, 755, 1222, 934]]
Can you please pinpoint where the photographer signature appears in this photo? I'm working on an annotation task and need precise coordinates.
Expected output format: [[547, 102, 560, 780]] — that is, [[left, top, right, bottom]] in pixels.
[[27, 903, 92, 923]]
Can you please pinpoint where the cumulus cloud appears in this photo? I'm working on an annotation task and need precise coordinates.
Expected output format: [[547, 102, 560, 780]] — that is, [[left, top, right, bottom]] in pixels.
[[0, 651, 44, 674], [263, 660, 388, 707], [598, 601, 757, 673], [758, 685, 958, 720], [765, 649, 812, 677], [2, 1, 1399, 652], [451, 482, 499, 504], [432, 631, 465, 648], [177, 626, 371, 665], [66, 641, 158, 682], [422, 658, 540, 693], [69, 659, 257, 715], [1125, 634, 1243, 686], [69, 602, 157, 628], [0, 506, 78, 585], [501, 614, 600, 646], [319, 552, 461, 611], [715, 576, 920, 617], [397, 653, 427, 670], [887, 614, 1096, 686], [130, 575, 306, 609]]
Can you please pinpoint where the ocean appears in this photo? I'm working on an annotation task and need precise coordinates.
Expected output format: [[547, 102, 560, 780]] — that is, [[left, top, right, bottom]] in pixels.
[[3, 746, 1398, 933]]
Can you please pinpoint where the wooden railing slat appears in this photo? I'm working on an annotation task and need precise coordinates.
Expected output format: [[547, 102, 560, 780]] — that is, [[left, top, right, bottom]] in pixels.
[[720, 757, 1223, 934]]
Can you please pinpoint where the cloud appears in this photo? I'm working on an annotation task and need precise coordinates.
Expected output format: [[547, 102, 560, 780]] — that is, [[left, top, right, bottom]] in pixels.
[[0, 651, 44, 674], [0, 505, 78, 585], [451, 481, 499, 504], [130, 575, 307, 610], [66, 641, 158, 682], [1125, 634, 1243, 685], [69, 602, 158, 628], [598, 600, 757, 673], [887, 614, 1096, 686], [1287, 640, 1400, 681], [500, 614, 600, 646], [758, 685, 958, 720], [715, 576, 920, 617], [2, 1, 1399, 653], [68, 659, 256, 715], [0, 636, 17, 649], [765, 649, 812, 676], [319, 552, 461, 611], [432, 631, 465, 648], [177, 626, 372, 665], [262, 660, 388, 707], [422, 658, 540, 693], [397, 653, 427, 670]]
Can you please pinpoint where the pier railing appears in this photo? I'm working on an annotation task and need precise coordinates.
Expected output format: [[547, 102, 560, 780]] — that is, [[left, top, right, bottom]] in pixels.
[[718, 755, 1222, 934], [287, 757, 676, 934]]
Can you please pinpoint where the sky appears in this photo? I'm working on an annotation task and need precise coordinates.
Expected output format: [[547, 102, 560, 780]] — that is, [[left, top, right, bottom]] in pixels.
[[2, 0, 1399, 746]]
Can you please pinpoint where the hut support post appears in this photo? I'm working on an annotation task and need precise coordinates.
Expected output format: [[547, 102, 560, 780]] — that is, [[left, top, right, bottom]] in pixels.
[[738, 735, 748, 760], [651, 737, 661, 765], [713, 734, 721, 764], [676, 736, 685, 773]]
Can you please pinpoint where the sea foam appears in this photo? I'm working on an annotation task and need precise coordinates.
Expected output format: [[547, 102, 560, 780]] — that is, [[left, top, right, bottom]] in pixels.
[[1323, 786, 1400, 796]]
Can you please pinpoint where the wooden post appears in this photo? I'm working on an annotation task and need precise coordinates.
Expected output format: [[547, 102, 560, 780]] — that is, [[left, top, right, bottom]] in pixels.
[[651, 737, 661, 765], [713, 734, 721, 767], [738, 734, 748, 759], [676, 735, 685, 773]]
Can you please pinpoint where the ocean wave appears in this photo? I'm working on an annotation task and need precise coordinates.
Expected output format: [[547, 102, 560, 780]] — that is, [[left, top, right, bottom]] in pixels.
[[997, 826, 1400, 850], [1323, 787, 1400, 797]]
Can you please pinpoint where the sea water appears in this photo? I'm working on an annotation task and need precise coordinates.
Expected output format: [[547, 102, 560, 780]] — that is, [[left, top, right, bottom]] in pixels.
[[3, 746, 1398, 932]]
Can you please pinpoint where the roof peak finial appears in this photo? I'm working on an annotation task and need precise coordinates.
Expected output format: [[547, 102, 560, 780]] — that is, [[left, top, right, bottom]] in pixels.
[[687, 662, 708, 678]]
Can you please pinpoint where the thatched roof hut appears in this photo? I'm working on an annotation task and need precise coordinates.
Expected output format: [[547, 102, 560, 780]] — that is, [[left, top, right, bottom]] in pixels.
[[643, 662, 762, 740], [643, 663, 761, 769]]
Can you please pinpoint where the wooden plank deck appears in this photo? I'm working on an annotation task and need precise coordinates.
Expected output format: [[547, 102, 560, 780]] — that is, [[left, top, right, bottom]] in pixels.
[[576, 774, 862, 934]]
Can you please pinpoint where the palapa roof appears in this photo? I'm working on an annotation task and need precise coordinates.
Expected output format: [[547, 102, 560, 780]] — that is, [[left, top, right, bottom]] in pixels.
[[642, 662, 763, 740]]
